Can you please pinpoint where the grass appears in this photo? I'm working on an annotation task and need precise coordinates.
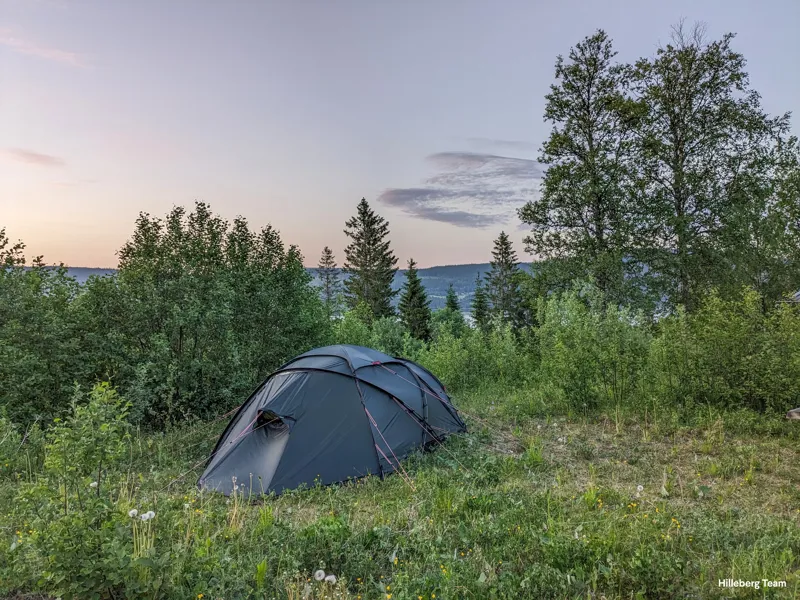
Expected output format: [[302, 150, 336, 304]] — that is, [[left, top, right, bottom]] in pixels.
[[4, 385, 800, 599]]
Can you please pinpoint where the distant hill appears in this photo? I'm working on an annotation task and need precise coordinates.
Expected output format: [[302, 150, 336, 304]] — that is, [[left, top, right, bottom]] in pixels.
[[35, 263, 536, 312]]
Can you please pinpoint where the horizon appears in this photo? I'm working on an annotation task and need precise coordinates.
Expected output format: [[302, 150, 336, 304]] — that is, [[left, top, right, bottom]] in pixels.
[[2, 0, 798, 268]]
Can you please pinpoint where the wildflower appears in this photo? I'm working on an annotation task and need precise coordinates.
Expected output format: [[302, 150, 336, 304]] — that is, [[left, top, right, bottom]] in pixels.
[[147, 511, 155, 519], [325, 574, 337, 584], [89, 481, 98, 488], [197, 595, 204, 599], [141, 513, 150, 522], [637, 485, 644, 492], [314, 569, 326, 581], [128, 509, 138, 518]]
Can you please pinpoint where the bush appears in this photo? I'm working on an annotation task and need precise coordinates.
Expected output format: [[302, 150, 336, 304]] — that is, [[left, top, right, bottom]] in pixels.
[[369, 316, 407, 356], [418, 323, 530, 392], [536, 286, 650, 411], [646, 288, 800, 413]]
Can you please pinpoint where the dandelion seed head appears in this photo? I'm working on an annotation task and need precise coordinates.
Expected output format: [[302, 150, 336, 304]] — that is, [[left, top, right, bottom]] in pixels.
[[314, 569, 326, 581], [128, 509, 138, 518], [324, 574, 337, 584], [89, 481, 98, 488]]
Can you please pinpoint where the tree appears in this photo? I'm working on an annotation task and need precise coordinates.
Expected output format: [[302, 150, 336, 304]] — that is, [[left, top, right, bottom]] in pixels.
[[343, 198, 399, 320], [105, 202, 328, 425], [445, 283, 461, 312], [317, 246, 342, 318], [519, 30, 639, 307], [398, 258, 432, 341], [432, 283, 466, 340], [471, 274, 491, 333], [627, 22, 788, 311], [485, 232, 524, 327]]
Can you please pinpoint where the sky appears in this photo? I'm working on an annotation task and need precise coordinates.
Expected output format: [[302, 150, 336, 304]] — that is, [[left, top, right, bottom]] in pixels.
[[1, 0, 798, 268]]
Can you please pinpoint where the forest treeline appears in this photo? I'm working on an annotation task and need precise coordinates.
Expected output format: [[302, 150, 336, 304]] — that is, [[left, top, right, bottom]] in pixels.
[[1, 24, 799, 429]]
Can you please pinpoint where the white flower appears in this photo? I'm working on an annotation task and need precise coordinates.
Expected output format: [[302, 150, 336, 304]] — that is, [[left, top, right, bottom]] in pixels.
[[324, 574, 337, 584], [314, 569, 326, 581], [147, 511, 155, 519], [637, 485, 644, 492], [89, 481, 98, 488], [128, 509, 138, 518], [141, 513, 150, 522]]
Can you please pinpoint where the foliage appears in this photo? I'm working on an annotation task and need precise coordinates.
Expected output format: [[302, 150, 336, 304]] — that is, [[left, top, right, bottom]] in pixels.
[[444, 283, 460, 313], [470, 275, 491, 334], [398, 258, 432, 341], [536, 284, 650, 411], [89, 202, 328, 426], [0, 231, 86, 424], [369, 316, 407, 357], [646, 288, 800, 413], [317, 246, 343, 319], [430, 308, 467, 341], [342, 198, 399, 319], [332, 304, 373, 347], [485, 232, 528, 329], [519, 30, 639, 308], [627, 23, 790, 312]]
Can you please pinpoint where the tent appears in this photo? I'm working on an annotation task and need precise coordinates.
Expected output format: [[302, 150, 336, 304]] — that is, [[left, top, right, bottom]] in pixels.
[[198, 344, 466, 496]]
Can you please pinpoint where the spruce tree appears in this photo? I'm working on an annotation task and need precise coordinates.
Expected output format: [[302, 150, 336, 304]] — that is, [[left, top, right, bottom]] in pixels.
[[486, 231, 523, 326], [317, 246, 342, 318], [398, 258, 432, 341], [343, 198, 399, 320], [445, 283, 460, 313], [471, 274, 491, 332]]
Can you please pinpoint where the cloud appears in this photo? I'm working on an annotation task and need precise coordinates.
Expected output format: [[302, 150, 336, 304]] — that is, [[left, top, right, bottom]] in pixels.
[[3, 148, 65, 167], [465, 137, 539, 153], [378, 151, 544, 228], [0, 28, 87, 67]]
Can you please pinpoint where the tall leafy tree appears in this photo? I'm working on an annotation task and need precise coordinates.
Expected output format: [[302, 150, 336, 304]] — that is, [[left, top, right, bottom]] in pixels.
[[398, 258, 432, 341], [343, 198, 399, 320], [627, 22, 787, 311], [445, 283, 460, 313], [715, 133, 800, 309], [486, 232, 524, 327], [317, 246, 342, 318], [519, 30, 639, 306]]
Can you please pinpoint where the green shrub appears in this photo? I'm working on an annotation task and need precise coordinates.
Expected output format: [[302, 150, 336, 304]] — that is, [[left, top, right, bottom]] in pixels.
[[646, 288, 800, 413], [369, 316, 407, 356], [536, 286, 650, 411]]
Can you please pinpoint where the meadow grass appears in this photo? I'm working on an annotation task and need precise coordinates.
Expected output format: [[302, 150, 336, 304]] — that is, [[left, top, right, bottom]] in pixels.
[[3, 384, 800, 599]]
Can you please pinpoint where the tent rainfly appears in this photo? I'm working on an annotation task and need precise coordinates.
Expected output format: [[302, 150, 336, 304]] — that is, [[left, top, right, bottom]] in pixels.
[[198, 344, 466, 496]]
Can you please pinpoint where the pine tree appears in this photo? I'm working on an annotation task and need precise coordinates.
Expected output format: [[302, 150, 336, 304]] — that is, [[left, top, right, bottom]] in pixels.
[[398, 258, 432, 341], [445, 283, 460, 313], [317, 246, 342, 318], [471, 274, 491, 332], [343, 198, 399, 320], [486, 231, 523, 326]]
